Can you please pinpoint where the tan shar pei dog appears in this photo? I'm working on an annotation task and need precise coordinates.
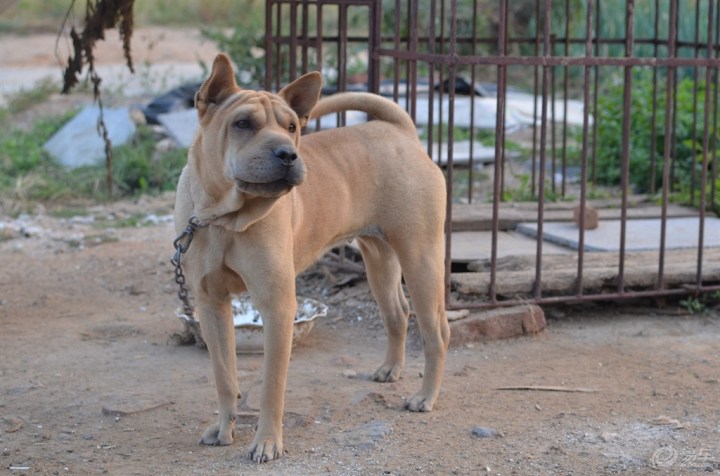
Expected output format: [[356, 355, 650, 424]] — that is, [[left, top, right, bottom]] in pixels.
[[174, 53, 449, 462]]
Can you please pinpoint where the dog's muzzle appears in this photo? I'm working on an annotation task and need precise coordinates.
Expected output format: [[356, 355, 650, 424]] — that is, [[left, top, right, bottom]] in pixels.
[[233, 145, 306, 197]]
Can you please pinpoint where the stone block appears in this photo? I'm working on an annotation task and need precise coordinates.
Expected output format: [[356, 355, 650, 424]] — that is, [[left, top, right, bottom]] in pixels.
[[43, 106, 136, 168], [573, 204, 599, 230], [449, 304, 545, 346]]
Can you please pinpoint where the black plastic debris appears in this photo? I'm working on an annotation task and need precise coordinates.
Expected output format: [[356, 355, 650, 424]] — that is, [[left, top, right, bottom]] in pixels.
[[142, 82, 203, 125]]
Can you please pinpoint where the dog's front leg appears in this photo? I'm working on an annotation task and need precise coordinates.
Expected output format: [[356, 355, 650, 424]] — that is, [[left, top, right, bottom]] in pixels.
[[246, 287, 297, 463], [196, 294, 240, 446]]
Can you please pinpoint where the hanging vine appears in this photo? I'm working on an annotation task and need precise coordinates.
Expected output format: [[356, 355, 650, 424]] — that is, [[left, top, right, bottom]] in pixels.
[[59, 0, 136, 197]]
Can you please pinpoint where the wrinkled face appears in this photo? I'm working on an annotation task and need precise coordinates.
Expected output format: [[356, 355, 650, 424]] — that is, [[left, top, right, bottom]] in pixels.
[[217, 92, 305, 197], [194, 54, 322, 199]]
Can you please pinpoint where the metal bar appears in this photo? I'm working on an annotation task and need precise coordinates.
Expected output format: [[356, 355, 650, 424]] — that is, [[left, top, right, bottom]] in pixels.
[[368, 0, 381, 93], [313, 2, 323, 130], [408, 0, 419, 123], [669, 7, 680, 194], [712, 1, 720, 212], [561, 0, 571, 198], [689, 0, 702, 204], [392, 0, 401, 101], [337, 3, 348, 95], [576, 0, 595, 297], [499, 10, 508, 205], [617, 0, 636, 294], [275, 2, 283, 89], [489, 0, 508, 304], [289, 0, 298, 80], [426, 0, 437, 163], [447, 284, 720, 311], [437, 0, 446, 167], [550, 34, 557, 196], [531, 0, 541, 197], [264, 0, 274, 89], [301, 0, 309, 73], [444, 0, 458, 307], [467, 0, 478, 204], [649, 0, 660, 195], [658, 0, 679, 291], [696, 0, 716, 291], [534, 0, 553, 300], [590, 0, 601, 188]]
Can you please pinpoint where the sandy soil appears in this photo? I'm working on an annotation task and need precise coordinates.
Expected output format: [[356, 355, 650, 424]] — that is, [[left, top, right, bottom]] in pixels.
[[1, 201, 719, 475], [1, 28, 720, 475]]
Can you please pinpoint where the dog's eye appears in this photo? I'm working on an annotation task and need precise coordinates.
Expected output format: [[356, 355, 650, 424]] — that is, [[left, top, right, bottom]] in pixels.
[[234, 119, 251, 130], [288, 124, 297, 133]]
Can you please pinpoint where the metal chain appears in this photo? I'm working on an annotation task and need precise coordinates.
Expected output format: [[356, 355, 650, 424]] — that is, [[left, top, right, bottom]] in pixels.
[[170, 216, 207, 317]]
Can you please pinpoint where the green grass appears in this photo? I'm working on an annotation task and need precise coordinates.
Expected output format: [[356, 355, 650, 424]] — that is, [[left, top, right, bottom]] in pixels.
[[0, 109, 187, 206], [4, 77, 59, 115]]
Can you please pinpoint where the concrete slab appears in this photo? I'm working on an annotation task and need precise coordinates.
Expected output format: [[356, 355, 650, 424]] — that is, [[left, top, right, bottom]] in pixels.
[[43, 106, 135, 168], [426, 140, 499, 166], [517, 217, 720, 252], [157, 108, 198, 148], [451, 230, 572, 263]]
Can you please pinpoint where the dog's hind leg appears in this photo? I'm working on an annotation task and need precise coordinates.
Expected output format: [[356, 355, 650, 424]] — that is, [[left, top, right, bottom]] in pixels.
[[358, 237, 410, 383], [396, 239, 449, 412], [196, 293, 241, 445]]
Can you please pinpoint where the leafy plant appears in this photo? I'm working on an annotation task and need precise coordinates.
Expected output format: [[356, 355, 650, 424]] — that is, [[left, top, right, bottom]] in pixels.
[[200, 7, 265, 89], [0, 115, 187, 204], [0, 112, 75, 191], [589, 71, 718, 212], [680, 296, 706, 314]]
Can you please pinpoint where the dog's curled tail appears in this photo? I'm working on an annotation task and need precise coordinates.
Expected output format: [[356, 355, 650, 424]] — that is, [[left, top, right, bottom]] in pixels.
[[309, 92, 417, 134]]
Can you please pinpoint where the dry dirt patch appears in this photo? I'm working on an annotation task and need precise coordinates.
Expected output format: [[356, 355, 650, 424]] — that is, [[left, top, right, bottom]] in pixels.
[[0, 196, 719, 475]]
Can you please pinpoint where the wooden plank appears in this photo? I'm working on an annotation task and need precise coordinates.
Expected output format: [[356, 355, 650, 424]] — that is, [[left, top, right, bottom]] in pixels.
[[452, 248, 720, 298]]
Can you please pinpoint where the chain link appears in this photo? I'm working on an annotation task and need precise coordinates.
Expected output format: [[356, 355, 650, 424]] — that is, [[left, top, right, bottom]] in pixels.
[[170, 216, 207, 318]]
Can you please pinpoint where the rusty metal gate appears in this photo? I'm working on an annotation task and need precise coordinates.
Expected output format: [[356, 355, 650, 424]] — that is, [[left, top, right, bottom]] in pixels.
[[265, 0, 720, 309]]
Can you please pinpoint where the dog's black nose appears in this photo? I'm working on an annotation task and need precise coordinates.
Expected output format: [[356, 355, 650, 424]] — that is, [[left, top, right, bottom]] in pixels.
[[274, 146, 298, 167]]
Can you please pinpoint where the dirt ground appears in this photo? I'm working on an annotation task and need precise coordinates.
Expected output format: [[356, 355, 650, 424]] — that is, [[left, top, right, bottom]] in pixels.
[[1, 28, 720, 475]]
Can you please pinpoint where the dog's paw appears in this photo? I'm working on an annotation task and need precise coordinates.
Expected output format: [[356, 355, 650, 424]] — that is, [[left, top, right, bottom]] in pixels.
[[247, 437, 284, 463], [372, 363, 402, 382], [404, 393, 435, 412], [199, 422, 235, 446]]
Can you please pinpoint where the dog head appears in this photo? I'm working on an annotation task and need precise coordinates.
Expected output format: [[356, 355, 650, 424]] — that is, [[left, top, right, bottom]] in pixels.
[[193, 54, 322, 199]]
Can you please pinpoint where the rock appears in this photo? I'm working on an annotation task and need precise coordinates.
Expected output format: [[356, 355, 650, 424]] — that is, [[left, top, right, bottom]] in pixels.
[[471, 426, 502, 438], [342, 369, 357, 379], [573, 203, 599, 230], [334, 420, 392, 449], [600, 432, 619, 442], [43, 106, 137, 168], [449, 304, 545, 346], [157, 108, 198, 148], [129, 107, 147, 125], [447, 309, 470, 322], [154, 137, 176, 154]]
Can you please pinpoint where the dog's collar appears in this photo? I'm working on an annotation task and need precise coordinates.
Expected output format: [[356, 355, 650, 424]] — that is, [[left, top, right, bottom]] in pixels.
[[172, 216, 208, 258]]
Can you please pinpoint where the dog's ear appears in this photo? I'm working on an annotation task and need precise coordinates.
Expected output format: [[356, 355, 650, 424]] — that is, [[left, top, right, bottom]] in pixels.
[[279, 72, 323, 127], [195, 53, 239, 118]]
